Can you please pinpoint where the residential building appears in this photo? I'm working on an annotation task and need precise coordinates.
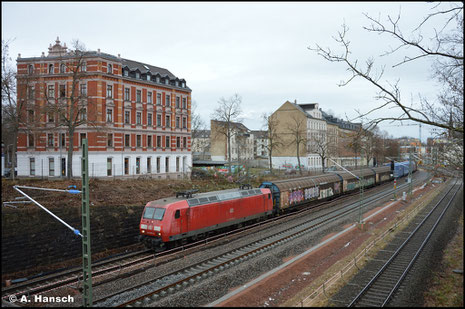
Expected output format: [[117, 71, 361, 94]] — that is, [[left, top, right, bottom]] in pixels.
[[270, 101, 361, 170], [210, 120, 254, 162], [251, 130, 268, 158], [15, 38, 192, 178]]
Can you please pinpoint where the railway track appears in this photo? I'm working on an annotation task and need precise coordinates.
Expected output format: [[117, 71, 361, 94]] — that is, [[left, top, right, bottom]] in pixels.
[[95, 177, 427, 307], [346, 178, 462, 307], [2, 173, 427, 306]]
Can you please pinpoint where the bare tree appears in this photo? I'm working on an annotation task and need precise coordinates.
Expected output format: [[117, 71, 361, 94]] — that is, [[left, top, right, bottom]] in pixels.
[[211, 94, 243, 174], [261, 112, 283, 173], [40, 39, 102, 178], [191, 100, 210, 160], [309, 128, 335, 173], [309, 3, 463, 136], [287, 114, 307, 175], [2, 39, 20, 179]]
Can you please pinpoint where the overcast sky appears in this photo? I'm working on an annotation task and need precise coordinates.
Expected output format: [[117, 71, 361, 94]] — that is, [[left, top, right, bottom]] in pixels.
[[2, 1, 459, 141]]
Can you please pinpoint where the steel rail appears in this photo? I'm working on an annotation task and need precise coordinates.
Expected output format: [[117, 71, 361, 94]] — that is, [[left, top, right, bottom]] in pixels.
[[347, 178, 461, 307]]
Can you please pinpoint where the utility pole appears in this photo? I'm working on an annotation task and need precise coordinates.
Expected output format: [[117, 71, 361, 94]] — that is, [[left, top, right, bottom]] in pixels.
[[81, 139, 92, 306], [408, 152, 413, 197], [359, 149, 364, 225]]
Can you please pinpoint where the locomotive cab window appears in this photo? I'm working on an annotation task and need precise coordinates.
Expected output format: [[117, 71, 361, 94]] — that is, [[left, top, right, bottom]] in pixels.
[[175, 209, 180, 219], [143, 207, 165, 220]]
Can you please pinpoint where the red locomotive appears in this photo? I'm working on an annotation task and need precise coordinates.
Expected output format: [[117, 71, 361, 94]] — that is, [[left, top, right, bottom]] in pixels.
[[139, 187, 273, 250]]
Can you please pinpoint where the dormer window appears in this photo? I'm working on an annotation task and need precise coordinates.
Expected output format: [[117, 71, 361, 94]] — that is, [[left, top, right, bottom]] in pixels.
[[108, 64, 112, 74], [135, 72, 140, 79], [146, 75, 150, 81], [165, 78, 168, 85], [48, 64, 54, 74], [182, 82, 185, 88], [156, 76, 160, 83], [123, 69, 128, 77]]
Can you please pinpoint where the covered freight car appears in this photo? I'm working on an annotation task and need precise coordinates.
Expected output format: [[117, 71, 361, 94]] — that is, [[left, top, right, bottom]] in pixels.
[[259, 174, 342, 212]]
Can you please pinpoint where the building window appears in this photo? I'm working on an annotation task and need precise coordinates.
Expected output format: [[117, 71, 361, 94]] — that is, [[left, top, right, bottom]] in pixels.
[[48, 85, 55, 98], [182, 97, 187, 109], [107, 133, 113, 147], [124, 111, 130, 124], [146, 74, 150, 81], [183, 137, 187, 149], [107, 157, 112, 176], [182, 117, 187, 129], [106, 108, 113, 123], [28, 134, 34, 147], [165, 136, 170, 149], [60, 63, 65, 73], [27, 110, 34, 123], [48, 64, 54, 74], [147, 135, 152, 148], [136, 157, 140, 174], [48, 112, 54, 123], [147, 157, 152, 173], [165, 157, 169, 173], [176, 117, 180, 128], [30, 158, 35, 176], [176, 97, 180, 108], [176, 157, 180, 172], [165, 78, 169, 85], [48, 133, 54, 147], [124, 88, 130, 101], [80, 133, 86, 146], [165, 115, 170, 127], [176, 137, 180, 148], [148, 113, 152, 126], [165, 94, 170, 106], [60, 133, 66, 147], [59, 84, 66, 98], [107, 63, 112, 74], [80, 108, 87, 121], [28, 64, 34, 74], [157, 136, 161, 148], [124, 134, 130, 147], [156, 157, 161, 173], [136, 112, 141, 125], [124, 157, 129, 175], [136, 135, 141, 147], [28, 86, 35, 99], [107, 85, 112, 98], [156, 76, 160, 83], [156, 93, 161, 105], [135, 72, 140, 79], [123, 69, 128, 77], [80, 84, 87, 96], [148, 92, 152, 104], [49, 158, 55, 176], [156, 114, 161, 127], [81, 61, 86, 72], [136, 90, 141, 102]]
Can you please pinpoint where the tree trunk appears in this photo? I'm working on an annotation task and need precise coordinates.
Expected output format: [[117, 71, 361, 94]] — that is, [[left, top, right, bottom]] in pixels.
[[227, 131, 232, 174], [296, 145, 302, 176], [67, 129, 74, 179], [268, 148, 273, 173]]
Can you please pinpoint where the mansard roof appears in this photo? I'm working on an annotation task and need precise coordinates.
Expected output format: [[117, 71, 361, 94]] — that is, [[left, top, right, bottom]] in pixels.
[[121, 58, 176, 79]]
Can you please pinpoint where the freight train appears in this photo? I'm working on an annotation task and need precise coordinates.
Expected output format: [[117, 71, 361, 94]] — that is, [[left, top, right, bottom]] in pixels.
[[139, 161, 416, 250]]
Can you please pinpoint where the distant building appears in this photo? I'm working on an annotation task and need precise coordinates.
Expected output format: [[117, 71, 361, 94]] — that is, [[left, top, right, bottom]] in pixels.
[[15, 37, 192, 178], [210, 120, 254, 162], [251, 130, 268, 158], [270, 100, 362, 170]]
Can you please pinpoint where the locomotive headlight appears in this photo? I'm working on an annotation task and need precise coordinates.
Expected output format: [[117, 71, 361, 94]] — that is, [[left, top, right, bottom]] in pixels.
[[142, 230, 145, 233]]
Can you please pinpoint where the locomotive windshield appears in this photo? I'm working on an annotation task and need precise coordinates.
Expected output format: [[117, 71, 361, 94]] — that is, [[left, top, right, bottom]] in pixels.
[[143, 207, 165, 220]]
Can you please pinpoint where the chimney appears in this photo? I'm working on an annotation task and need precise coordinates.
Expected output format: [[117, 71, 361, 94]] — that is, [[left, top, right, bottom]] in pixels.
[[97, 48, 100, 54], [294, 99, 297, 104], [118, 53, 121, 59], [41, 52, 45, 57], [17, 53, 21, 58]]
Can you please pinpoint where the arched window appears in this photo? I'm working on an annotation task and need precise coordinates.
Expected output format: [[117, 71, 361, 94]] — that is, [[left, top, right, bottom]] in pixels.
[[60, 63, 65, 73], [48, 64, 54, 74], [107, 63, 112, 74]]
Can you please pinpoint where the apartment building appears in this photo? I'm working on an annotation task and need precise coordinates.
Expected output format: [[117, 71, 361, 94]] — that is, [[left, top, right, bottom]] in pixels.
[[210, 120, 254, 162], [15, 38, 192, 178]]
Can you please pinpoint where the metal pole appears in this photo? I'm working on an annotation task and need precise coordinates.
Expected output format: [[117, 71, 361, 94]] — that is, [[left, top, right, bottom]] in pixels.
[[408, 152, 412, 196], [81, 139, 92, 306], [359, 150, 364, 225]]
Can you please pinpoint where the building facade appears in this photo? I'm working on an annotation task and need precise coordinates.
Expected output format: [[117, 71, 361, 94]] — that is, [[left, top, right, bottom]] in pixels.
[[16, 38, 192, 178], [210, 120, 254, 162]]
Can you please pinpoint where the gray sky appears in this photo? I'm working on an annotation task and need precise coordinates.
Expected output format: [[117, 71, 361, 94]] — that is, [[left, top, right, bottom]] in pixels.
[[2, 1, 458, 141]]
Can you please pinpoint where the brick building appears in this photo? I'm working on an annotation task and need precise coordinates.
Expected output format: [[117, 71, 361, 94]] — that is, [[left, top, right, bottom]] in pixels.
[[15, 38, 192, 178]]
